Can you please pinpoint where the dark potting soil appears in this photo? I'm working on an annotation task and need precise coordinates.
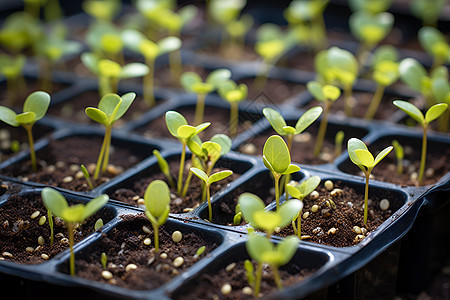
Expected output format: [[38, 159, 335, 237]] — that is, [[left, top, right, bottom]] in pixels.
[[74, 214, 219, 290], [110, 160, 240, 214], [171, 259, 316, 300], [237, 77, 306, 104], [1, 135, 147, 192], [277, 181, 400, 247], [0, 192, 111, 264], [134, 105, 259, 141]]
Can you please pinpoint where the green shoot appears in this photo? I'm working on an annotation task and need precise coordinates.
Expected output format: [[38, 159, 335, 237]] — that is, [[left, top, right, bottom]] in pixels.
[[348, 0, 393, 14], [286, 176, 321, 238], [393, 100, 448, 184], [101, 252, 107, 269], [47, 209, 54, 246], [180, 69, 231, 125], [315, 47, 358, 117], [0, 91, 50, 171], [94, 218, 104, 230], [391, 140, 404, 175], [85, 92, 136, 179], [195, 246, 206, 257], [0, 54, 26, 106], [80, 164, 94, 190], [153, 149, 175, 188], [418, 26, 450, 71], [165, 110, 210, 194], [348, 138, 393, 224], [190, 167, 233, 222], [82, 0, 120, 24], [143, 180, 171, 252], [410, 0, 446, 27], [244, 259, 255, 288], [334, 130, 345, 158], [263, 135, 301, 210], [306, 81, 341, 156], [41, 187, 109, 276], [218, 79, 248, 137]]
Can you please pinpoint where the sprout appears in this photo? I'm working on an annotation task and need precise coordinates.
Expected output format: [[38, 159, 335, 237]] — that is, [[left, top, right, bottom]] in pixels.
[[85, 92, 136, 179], [94, 218, 104, 230], [101, 252, 107, 269], [153, 149, 175, 189], [190, 167, 233, 222], [393, 100, 448, 184], [0, 11, 42, 55], [410, 0, 447, 27], [218, 79, 248, 137], [180, 69, 231, 125], [246, 233, 300, 294], [348, 138, 393, 224], [122, 30, 182, 106], [165, 110, 210, 194], [82, 0, 121, 23], [143, 180, 171, 252], [418, 26, 450, 70], [41, 187, 109, 276], [391, 140, 404, 175], [315, 47, 358, 117], [284, 0, 329, 51], [85, 21, 125, 64], [81, 52, 149, 97], [348, 0, 393, 14], [0, 54, 26, 106], [80, 164, 94, 190], [0, 91, 50, 171], [286, 176, 321, 238], [306, 81, 341, 156], [334, 130, 345, 158]]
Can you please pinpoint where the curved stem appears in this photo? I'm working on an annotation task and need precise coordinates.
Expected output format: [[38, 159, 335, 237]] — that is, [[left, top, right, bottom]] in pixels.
[[314, 101, 330, 157], [24, 124, 37, 172], [177, 141, 187, 194], [101, 126, 112, 173], [418, 125, 428, 185], [364, 84, 385, 120], [194, 93, 206, 126], [254, 262, 263, 298], [272, 265, 283, 290], [274, 173, 281, 210]]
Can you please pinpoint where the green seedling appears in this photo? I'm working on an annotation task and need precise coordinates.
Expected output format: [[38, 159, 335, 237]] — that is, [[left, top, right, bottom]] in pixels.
[[348, 138, 393, 224], [306, 81, 341, 156], [418, 26, 450, 71], [85, 21, 124, 64], [101, 252, 107, 269], [0, 11, 42, 55], [246, 233, 300, 294], [94, 218, 104, 230], [349, 11, 394, 66], [0, 91, 50, 171], [244, 259, 255, 288], [233, 205, 242, 225], [391, 140, 404, 175], [80, 164, 94, 190], [190, 167, 233, 222], [393, 100, 448, 184], [181, 69, 231, 125], [47, 208, 54, 246], [85, 92, 136, 179], [153, 149, 175, 188], [81, 52, 149, 97], [315, 47, 358, 117], [333, 131, 345, 159], [41, 187, 109, 276], [348, 0, 393, 14], [253, 23, 295, 91], [263, 135, 301, 210], [429, 68, 450, 132], [165, 110, 210, 194], [286, 176, 321, 238], [122, 29, 182, 106], [284, 0, 329, 51], [218, 79, 248, 137], [195, 245, 206, 258], [0, 54, 26, 106], [410, 0, 446, 27], [143, 180, 170, 252], [83, 0, 121, 23]]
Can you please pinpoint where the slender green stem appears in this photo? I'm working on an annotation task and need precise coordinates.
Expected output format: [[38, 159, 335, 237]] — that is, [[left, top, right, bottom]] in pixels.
[[169, 49, 182, 86], [67, 222, 75, 276], [24, 124, 37, 172], [177, 141, 187, 194], [229, 102, 239, 137], [297, 212, 301, 238], [143, 58, 156, 107], [101, 126, 112, 173], [253, 59, 272, 92], [274, 173, 281, 210], [194, 93, 206, 126], [418, 125, 428, 185], [272, 265, 283, 290], [152, 222, 159, 252], [344, 85, 353, 117], [48, 209, 54, 246], [284, 134, 293, 200], [363, 171, 370, 225], [207, 183, 212, 222], [94, 126, 110, 179], [364, 84, 385, 120], [314, 101, 330, 157], [181, 154, 197, 197], [254, 262, 263, 298]]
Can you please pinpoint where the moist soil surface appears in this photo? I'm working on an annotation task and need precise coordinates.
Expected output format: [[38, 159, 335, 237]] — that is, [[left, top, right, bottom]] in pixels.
[[74, 214, 219, 290], [110, 160, 240, 214], [0, 192, 112, 264], [276, 181, 400, 247], [1, 135, 149, 192]]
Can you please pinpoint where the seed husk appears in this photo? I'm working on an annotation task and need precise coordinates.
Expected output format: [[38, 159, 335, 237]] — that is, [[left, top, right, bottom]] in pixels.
[[173, 256, 184, 268]]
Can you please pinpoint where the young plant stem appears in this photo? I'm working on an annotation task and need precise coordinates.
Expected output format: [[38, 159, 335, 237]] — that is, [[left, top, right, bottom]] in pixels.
[[152, 222, 160, 252], [206, 183, 212, 221], [363, 171, 370, 225], [254, 262, 263, 297], [344, 85, 353, 117], [169, 50, 182, 86], [194, 93, 206, 126], [297, 213, 301, 238], [272, 265, 283, 290], [364, 84, 385, 120], [24, 124, 37, 172], [229, 102, 239, 137], [48, 209, 54, 246], [94, 125, 112, 179], [418, 125, 428, 184], [102, 127, 112, 173], [253, 59, 271, 92], [181, 154, 197, 197], [67, 222, 75, 276], [274, 173, 281, 210], [177, 141, 187, 194], [284, 134, 293, 200], [314, 101, 330, 157], [143, 58, 156, 107]]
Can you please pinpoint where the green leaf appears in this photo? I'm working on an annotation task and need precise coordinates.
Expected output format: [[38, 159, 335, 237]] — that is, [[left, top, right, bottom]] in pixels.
[[246, 233, 272, 263], [190, 167, 208, 183], [418, 26, 449, 61], [238, 192, 265, 225], [278, 199, 303, 228], [193, 122, 211, 136], [282, 164, 301, 175], [98, 59, 122, 78], [23, 91, 50, 121], [263, 108, 287, 136], [263, 135, 291, 174], [307, 81, 326, 102], [398, 58, 428, 93], [0, 106, 19, 127], [187, 139, 203, 157], [153, 149, 170, 174], [206, 68, 232, 88], [120, 62, 149, 79], [85, 107, 108, 125], [158, 36, 182, 54], [180, 72, 202, 92], [16, 111, 36, 124], [211, 134, 232, 156], [114, 92, 136, 121], [392, 100, 424, 125], [355, 149, 375, 167], [253, 210, 281, 232], [165, 111, 188, 138], [425, 103, 448, 123], [322, 85, 341, 101], [301, 176, 321, 196], [295, 106, 323, 134], [98, 94, 122, 118], [177, 125, 197, 139], [144, 180, 170, 218], [276, 236, 300, 266], [348, 138, 368, 170], [80, 52, 100, 75], [62, 204, 85, 223], [41, 187, 68, 218], [202, 141, 222, 163], [209, 170, 233, 184], [373, 146, 393, 166], [83, 194, 109, 220]]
